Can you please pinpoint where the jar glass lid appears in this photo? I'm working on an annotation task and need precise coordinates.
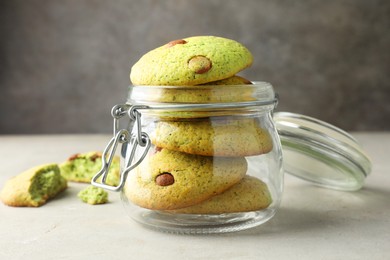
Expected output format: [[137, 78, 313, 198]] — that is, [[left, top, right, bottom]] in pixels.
[[273, 112, 372, 191]]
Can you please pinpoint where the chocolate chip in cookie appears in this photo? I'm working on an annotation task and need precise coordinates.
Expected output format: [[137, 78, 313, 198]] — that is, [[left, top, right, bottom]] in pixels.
[[188, 56, 212, 74], [156, 172, 175, 186]]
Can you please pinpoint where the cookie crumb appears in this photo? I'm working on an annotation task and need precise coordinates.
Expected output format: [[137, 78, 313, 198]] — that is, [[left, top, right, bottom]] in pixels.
[[78, 185, 108, 205]]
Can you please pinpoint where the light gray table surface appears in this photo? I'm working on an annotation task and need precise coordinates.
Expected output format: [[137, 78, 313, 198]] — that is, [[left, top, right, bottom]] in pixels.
[[0, 133, 389, 260]]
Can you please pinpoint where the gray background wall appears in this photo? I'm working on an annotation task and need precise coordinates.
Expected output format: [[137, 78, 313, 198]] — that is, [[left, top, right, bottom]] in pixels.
[[1, 0, 389, 134]]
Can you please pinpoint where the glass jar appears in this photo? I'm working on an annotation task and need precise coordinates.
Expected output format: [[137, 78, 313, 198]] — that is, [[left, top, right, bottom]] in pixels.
[[92, 82, 371, 234]]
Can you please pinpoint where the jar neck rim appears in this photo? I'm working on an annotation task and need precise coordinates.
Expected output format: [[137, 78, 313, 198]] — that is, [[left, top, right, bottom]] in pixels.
[[127, 81, 277, 107], [125, 100, 278, 112]]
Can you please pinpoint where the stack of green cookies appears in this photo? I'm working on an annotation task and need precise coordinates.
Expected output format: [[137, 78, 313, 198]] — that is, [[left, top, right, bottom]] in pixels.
[[125, 36, 273, 214]]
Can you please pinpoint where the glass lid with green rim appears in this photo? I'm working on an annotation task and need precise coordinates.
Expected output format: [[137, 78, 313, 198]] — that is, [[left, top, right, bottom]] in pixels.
[[273, 112, 372, 191]]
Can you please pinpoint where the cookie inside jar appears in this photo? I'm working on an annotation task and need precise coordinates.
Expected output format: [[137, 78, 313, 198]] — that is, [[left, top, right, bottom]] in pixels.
[[122, 110, 280, 216]]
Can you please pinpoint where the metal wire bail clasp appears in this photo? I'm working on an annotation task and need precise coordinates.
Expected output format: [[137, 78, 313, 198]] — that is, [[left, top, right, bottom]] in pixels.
[[91, 104, 151, 192]]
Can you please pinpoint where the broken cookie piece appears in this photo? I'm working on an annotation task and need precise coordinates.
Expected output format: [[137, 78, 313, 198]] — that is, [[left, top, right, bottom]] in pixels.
[[60, 152, 120, 186], [0, 164, 67, 207]]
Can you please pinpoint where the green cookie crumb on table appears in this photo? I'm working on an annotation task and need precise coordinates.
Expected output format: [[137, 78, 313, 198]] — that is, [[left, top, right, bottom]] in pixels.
[[78, 185, 108, 205]]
